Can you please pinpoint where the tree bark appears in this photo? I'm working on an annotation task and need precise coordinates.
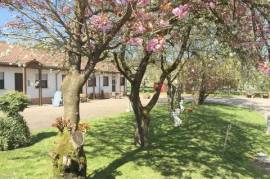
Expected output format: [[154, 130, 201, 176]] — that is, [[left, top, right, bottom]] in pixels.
[[194, 87, 208, 105], [129, 85, 150, 148], [62, 72, 83, 129], [132, 102, 150, 148], [52, 71, 87, 178], [167, 81, 177, 112]]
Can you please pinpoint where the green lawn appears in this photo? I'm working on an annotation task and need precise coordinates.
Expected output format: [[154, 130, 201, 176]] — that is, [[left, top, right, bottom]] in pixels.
[[0, 104, 269, 178]]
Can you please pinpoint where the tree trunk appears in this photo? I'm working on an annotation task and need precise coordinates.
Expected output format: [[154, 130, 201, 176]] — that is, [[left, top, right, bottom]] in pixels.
[[194, 87, 208, 105], [176, 83, 183, 105], [52, 72, 87, 178], [62, 72, 82, 129], [133, 103, 150, 148], [129, 86, 150, 148], [167, 82, 177, 112]]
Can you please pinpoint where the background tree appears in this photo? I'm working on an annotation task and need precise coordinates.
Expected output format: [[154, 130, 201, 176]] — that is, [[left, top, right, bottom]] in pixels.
[[208, 0, 269, 63], [113, 1, 193, 147], [0, 0, 139, 177], [0, 0, 268, 177], [243, 63, 270, 95], [182, 55, 241, 105], [165, 61, 186, 112]]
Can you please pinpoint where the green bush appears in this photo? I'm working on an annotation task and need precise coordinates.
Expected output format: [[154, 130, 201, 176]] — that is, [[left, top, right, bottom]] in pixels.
[[0, 92, 30, 150], [0, 92, 28, 116], [0, 114, 31, 151]]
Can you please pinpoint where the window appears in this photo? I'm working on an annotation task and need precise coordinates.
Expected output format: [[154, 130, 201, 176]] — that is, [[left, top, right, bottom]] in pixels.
[[88, 75, 96, 87], [120, 77, 125, 86], [0, 72, 4, 89], [103, 76, 109, 86], [35, 74, 48, 88]]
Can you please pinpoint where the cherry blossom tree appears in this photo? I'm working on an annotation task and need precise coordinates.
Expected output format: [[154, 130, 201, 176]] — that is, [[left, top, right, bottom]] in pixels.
[[0, 0, 269, 177], [206, 0, 269, 63], [0, 0, 142, 177], [178, 0, 270, 104], [113, 1, 193, 147], [258, 62, 270, 75], [184, 54, 240, 105]]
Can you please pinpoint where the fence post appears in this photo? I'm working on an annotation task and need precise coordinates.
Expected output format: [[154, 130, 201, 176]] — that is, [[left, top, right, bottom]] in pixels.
[[266, 114, 270, 134]]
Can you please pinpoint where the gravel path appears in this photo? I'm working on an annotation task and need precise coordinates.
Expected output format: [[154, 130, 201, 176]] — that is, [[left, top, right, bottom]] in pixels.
[[22, 96, 269, 131], [22, 98, 133, 131], [205, 96, 270, 116], [180, 95, 269, 116]]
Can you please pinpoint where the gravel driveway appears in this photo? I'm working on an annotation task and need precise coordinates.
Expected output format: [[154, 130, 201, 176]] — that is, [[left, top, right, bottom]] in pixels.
[[22, 98, 133, 131], [22, 96, 269, 131], [205, 96, 270, 116]]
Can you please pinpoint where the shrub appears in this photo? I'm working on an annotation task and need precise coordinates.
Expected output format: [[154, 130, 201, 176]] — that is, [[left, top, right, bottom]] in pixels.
[[0, 114, 31, 151], [0, 92, 28, 116], [0, 92, 30, 150]]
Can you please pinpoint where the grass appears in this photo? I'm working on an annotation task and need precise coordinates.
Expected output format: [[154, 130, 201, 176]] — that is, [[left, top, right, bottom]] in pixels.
[[0, 103, 270, 178]]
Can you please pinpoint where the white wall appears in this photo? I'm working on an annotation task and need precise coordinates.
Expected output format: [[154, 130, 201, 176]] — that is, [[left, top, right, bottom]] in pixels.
[[0, 66, 124, 99], [0, 66, 62, 99], [26, 68, 63, 98], [83, 72, 125, 95], [0, 66, 23, 96]]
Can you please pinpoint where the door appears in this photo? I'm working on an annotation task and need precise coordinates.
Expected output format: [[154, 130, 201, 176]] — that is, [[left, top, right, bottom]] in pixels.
[[15, 73, 23, 92], [112, 76, 116, 92]]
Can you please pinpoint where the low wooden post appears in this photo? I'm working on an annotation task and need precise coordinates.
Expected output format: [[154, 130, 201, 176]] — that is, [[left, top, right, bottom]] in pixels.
[[99, 74, 101, 98], [93, 73, 96, 99], [38, 68, 42, 105], [22, 67, 27, 94], [223, 124, 232, 153], [266, 114, 270, 134], [85, 80, 88, 97]]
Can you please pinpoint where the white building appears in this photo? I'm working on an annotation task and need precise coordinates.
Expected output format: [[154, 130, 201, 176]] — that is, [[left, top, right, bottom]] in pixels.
[[0, 42, 126, 105]]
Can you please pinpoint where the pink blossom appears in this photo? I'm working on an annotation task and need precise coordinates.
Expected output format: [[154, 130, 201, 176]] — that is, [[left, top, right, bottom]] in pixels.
[[127, 37, 144, 46], [115, 0, 149, 5], [146, 37, 165, 52], [136, 9, 153, 21], [134, 22, 146, 34], [172, 4, 189, 19], [258, 63, 270, 75], [138, 0, 149, 6], [159, 19, 170, 28], [115, 0, 128, 4], [209, 2, 216, 9], [90, 15, 113, 32], [62, 6, 71, 15]]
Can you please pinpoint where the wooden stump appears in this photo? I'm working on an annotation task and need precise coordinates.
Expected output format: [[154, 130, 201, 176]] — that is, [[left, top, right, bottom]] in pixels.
[[52, 130, 86, 178]]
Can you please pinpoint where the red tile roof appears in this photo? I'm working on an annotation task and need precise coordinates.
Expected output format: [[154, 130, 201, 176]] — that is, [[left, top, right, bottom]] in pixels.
[[95, 62, 119, 73], [0, 42, 119, 73], [0, 42, 64, 67]]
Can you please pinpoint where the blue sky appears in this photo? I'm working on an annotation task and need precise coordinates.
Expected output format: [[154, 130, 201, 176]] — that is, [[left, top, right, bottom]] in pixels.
[[0, 8, 16, 42], [0, 8, 13, 27]]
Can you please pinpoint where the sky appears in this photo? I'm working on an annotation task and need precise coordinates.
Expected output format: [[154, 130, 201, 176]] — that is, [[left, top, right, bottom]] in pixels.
[[0, 8, 15, 42], [0, 8, 13, 26]]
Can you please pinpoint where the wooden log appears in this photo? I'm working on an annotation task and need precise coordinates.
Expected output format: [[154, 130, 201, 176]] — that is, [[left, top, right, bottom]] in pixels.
[[71, 131, 85, 149]]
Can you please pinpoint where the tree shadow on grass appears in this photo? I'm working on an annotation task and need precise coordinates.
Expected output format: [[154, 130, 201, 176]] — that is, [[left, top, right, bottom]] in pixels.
[[86, 104, 269, 179], [31, 131, 57, 144], [89, 148, 143, 179]]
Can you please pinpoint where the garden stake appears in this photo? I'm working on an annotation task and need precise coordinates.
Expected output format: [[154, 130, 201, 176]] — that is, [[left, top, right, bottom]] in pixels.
[[223, 124, 232, 153]]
